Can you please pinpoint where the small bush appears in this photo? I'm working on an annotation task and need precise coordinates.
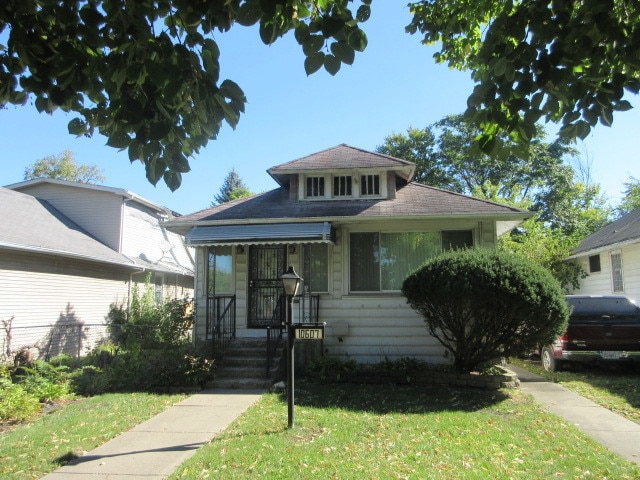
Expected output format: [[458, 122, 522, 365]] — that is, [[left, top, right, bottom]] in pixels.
[[305, 357, 358, 381], [13, 361, 71, 402], [0, 377, 42, 424], [69, 366, 110, 396], [402, 248, 569, 373]]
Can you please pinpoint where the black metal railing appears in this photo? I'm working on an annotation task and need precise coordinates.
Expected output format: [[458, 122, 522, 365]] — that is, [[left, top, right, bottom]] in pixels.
[[265, 293, 320, 377], [207, 295, 236, 359]]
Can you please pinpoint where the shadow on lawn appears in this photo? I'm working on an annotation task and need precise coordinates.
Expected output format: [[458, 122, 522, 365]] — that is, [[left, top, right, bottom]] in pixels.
[[291, 381, 510, 414]]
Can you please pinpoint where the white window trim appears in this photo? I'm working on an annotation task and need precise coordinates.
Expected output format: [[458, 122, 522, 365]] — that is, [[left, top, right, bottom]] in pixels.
[[297, 172, 388, 200]]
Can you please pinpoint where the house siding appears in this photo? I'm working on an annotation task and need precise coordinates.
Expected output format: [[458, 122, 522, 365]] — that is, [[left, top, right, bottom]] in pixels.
[[12, 183, 124, 251], [194, 219, 497, 363], [572, 243, 640, 303], [0, 250, 131, 361]]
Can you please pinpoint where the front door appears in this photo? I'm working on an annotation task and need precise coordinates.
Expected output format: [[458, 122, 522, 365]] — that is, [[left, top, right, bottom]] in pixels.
[[248, 245, 287, 328]]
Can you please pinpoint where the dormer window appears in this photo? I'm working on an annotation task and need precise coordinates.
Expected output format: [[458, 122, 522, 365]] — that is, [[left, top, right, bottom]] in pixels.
[[333, 176, 352, 197], [306, 176, 325, 198], [360, 175, 380, 196]]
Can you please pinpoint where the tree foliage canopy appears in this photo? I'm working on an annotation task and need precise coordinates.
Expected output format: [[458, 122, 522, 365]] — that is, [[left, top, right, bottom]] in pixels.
[[3, 1, 637, 188], [24, 150, 106, 183], [617, 177, 640, 216], [1, 0, 370, 190], [407, 0, 640, 157]]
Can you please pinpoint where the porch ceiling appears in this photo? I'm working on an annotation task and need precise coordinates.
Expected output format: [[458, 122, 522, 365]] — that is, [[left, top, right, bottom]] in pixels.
[[185, 222, 335, 246]]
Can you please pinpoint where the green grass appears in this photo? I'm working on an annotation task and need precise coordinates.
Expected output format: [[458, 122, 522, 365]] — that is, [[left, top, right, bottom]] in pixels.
[[511, 357, 640, 424], [170, 382, 640, 479], [0, 392, 187, 480]]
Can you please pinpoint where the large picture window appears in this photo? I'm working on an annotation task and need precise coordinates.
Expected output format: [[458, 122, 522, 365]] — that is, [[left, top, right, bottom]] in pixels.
[[350, 231, 466, 292]]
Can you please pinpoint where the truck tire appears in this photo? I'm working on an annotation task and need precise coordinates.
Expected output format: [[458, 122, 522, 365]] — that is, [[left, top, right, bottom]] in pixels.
[[541, 346, 562, 372]]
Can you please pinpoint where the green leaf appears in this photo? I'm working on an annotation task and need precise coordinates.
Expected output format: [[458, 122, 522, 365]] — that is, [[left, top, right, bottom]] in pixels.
[[68, 118, 86, 136], [331, 41, 355, 65], [219, 79, 246, 102], [106, 131, 131, 149], [304, 52, 325, 75], [356, 5, 371, 22], [294, 24, 310, 45], [163, 170, 182, 192], [302, 35, 324, 56], [613, 100, 633, 111], [347, 29, 367, 52], [236, 1, 262, 27], [259, 21, 277, 45], [35, 96, 49, 113], [324, 55, 341, 75]]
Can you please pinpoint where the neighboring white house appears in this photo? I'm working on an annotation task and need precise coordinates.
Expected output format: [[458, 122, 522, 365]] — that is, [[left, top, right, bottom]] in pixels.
[[567, 208, 640, 303], [0, 180, 194, 362], [164, 144, 530, 364]]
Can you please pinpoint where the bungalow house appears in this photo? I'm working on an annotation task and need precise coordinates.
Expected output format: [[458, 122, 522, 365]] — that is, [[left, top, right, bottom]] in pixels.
[[164, 145, 530, 364], [567, 208, 640, 302], [0, 180, 194, 362]]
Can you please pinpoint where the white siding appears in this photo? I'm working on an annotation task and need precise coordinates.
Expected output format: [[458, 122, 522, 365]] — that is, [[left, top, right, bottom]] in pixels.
[[192, 219, 497, 364], [13, 183, 124, 250], [0, 251, 131, 361], [573, 242, 640, 303]]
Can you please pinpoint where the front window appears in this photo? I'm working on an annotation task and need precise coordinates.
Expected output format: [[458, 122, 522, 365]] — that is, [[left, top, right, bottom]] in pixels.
[[350, 231, 450, 292], [589, 254, 601, 273], [207, 246, 233, 294]]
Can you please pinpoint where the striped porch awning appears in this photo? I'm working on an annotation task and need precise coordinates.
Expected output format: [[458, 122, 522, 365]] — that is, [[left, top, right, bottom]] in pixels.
[[185, 222, 335, 246]]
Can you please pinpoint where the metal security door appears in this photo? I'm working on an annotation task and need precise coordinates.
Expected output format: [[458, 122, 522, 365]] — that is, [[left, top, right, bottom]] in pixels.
[[248, 245, 287, 328]]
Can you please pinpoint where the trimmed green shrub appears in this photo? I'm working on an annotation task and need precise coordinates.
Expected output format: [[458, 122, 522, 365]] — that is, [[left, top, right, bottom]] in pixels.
[[13, 361, 71, 402], [402, 248, 569, 373]]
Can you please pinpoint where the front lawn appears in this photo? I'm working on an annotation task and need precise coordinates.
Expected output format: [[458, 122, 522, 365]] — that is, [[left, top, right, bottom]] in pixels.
[[170, 382, 640, 479], [0, 392, 187, 479]]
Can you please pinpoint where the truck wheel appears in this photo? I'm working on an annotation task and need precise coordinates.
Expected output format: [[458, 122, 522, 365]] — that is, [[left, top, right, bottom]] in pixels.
[[541, 347, 562, 372]]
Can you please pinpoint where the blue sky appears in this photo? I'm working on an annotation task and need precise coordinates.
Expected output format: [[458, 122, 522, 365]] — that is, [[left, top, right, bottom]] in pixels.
[[1, 3, 637, 215]]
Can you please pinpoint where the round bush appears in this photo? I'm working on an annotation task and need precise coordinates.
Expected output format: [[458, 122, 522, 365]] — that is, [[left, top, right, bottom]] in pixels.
[[401, 248, 569, 373]]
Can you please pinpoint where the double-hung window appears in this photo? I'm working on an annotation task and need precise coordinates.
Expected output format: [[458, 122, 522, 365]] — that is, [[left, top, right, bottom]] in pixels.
[[350, 231, 473, 292], [306, 176, 325, 198], [611, 252, 624, 293], [360, 174, 380, 196], [303, 244, 329, 293], [333, 175, 352, 197]]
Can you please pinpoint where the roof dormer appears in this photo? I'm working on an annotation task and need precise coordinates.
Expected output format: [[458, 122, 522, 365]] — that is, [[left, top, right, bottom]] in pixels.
[[266, 144, 415, 201]]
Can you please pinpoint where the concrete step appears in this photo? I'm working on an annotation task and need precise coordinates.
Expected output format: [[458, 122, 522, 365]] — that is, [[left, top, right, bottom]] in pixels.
[[207, 377, 274, 390]]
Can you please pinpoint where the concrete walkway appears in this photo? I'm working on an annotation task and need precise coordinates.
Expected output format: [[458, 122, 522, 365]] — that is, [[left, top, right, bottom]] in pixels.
[[40, 389, 265, 480], [508, 364, 640, 464]]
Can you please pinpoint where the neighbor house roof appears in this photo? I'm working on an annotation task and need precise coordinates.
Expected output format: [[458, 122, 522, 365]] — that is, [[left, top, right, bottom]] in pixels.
[[267, 144, 416, 188], [6, 177, 180, 217], [0, 187, 138, 268], [569, 208, 640, 257]]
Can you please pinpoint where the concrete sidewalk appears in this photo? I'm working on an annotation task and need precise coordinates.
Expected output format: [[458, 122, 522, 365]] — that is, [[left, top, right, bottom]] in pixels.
[[40, 389, 265, 480], [508, 364, 640, 464]]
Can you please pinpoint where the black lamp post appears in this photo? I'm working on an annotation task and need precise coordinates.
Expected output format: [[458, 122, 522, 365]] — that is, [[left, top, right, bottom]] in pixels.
[[280, 265, 302, 429]]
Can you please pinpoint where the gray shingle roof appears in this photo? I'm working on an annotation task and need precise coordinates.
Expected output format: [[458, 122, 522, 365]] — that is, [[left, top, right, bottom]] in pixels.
[[172, 182, 528, 225], [0, 187, 136, 267], [267, 144, 416, 187], [572, 208, 640, 255]]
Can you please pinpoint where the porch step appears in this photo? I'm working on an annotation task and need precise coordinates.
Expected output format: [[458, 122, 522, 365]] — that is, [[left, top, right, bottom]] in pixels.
[[207, 337, 283, 390]]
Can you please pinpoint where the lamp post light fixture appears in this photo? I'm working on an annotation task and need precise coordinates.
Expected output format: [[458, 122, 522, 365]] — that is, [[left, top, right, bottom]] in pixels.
[[280, 265, 302, 429]]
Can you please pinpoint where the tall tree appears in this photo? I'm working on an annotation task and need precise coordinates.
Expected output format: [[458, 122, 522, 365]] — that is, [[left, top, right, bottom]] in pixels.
[[213, 169, 253, 205], [616, 177, 640, 217], [378, 114, 577, 206], [2, 2, 637, 189], [24, 150, 106, 184]]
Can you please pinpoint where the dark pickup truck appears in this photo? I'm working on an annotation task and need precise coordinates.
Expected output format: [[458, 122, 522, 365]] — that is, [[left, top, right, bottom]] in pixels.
[[541, 295, 640, 371]]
